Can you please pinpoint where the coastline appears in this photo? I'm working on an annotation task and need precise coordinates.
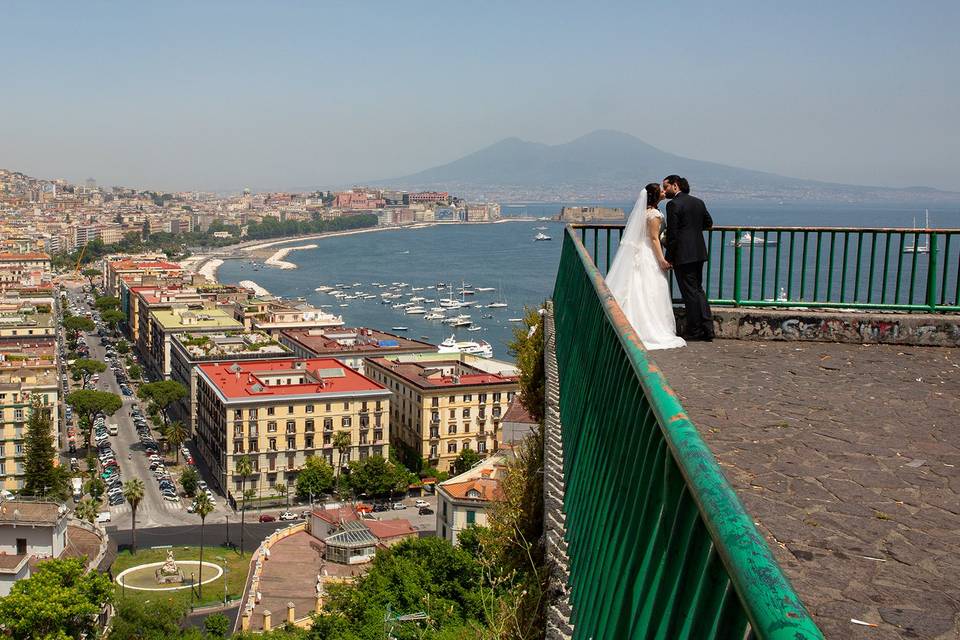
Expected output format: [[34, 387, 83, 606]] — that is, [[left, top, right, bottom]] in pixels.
[[264, 244, 317, 270]]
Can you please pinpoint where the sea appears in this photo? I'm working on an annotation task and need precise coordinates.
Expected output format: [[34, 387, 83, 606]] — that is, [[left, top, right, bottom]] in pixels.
[[216, 201, 960, 361]]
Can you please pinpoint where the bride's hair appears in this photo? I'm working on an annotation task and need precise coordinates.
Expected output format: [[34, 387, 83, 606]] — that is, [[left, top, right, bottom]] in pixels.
[[645, 182, 661, 204]]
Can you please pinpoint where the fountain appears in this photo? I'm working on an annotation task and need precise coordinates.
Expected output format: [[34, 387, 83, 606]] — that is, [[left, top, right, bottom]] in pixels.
[[154, 549, 185, 584]]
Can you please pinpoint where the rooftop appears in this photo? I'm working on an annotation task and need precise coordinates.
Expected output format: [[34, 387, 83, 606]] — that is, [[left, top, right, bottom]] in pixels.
[[438, 451, 510, 502], [198, 357, 389, 401], [365, 518, 417, 540], [151, 307, 243, 331], [368, 356, 518, 390], [0, 501, 64, 525], [281, 327, 434, 355], [0, 252, 50, 262], [109, 259, 182, 271], [173, 331, 290, 360]]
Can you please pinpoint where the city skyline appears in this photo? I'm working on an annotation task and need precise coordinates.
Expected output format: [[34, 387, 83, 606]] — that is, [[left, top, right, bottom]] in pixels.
[[2, 2, 958, 192]]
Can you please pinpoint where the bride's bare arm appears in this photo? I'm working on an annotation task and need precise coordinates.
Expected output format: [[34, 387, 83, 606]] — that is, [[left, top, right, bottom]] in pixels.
[[647, 216, 671, 270]]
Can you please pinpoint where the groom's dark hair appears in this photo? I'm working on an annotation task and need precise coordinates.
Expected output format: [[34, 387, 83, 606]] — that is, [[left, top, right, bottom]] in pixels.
[[679, 177, 690, 193], [664, 174, 691, 194]]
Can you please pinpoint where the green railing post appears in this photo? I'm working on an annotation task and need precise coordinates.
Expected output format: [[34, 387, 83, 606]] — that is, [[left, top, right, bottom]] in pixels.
[[926, 232, 939, 311], [733, 231, 743, 305]]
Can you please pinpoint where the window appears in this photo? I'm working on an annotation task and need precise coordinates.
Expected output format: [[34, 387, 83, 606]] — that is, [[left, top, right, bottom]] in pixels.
[[268, 438, 277, 451], [248, 408, 258, 418], [463, 394, 472, 402], [462, 408, 470, 418], [359, 431, 368, 445], [233, 441, 244, 453], [478, 393, 487, 403], [248, 424, 258, 437], [448, 408, 455, 419], [466, 510, 476, 525], [431, 412, 439, 422], [287, 437, 295, 450], [431, 397, 438, 407], [286, 420, 295, 433], [429, 444, 438, 458], [287, 454, 296, 470], [323, 418, 333, 431], [447, 441, 457, 454], [374, 429, 383, 441], [448, 395, 455, 403], [305, 435, 314, 448], [269, 456, 276, 471], [359, 415, 369, 428], [306, 404, 314, 413], [234, 409, 243, 420], [266, 407, 275, 416], [323, 433, 331, 445], [464, 422, 471, 433], [325, 403, 331, 411], [14, 409, 23, 421], [376, 400, 382, 410], [493, 392, 502, 402], [429, 427, 439, 439], [447, 424, 457, 435], [248, 439, 259, 452], [234, 424, 243, 438], [267, 421, 277, 433], [305, 419, 315, 432], [343, 402, 349, 410], [492, 406, 502, 418], [477, 440, 487, 453], [341, 417, 351, 428], [287, 405, 295, 414]]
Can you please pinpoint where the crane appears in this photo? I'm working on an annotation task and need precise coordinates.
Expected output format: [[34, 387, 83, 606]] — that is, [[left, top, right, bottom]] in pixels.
[[73, 242, 88, 277]]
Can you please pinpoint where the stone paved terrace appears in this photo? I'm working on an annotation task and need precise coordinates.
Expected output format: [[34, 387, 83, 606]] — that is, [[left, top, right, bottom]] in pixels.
[[652, 340, 960, 640]]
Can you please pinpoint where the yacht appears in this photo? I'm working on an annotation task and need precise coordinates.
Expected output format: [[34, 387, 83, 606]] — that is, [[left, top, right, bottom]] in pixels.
[[405, 306, 426, 315], [475, 287, 495, 292], [452, 318, 472, 327], [467, 326, 483, 332], [437, 334, 493, 358], [731, 232, 776, 247], [534, 232, 552, 241], [424, 312, 445, 320], [903, 210, 931, 253], [315, 285, 333, 292]]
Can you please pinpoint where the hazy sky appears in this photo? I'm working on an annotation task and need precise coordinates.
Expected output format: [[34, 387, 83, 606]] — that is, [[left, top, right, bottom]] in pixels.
[[2, 1, 958, 192]]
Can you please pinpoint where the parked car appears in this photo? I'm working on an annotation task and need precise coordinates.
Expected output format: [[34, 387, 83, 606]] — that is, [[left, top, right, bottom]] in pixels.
[[391, 502, 406, 510], [418, 506, 434, 515], [258, 514, 276, 523], [278, 511, 298, 521], [414, 499, 429, 508]]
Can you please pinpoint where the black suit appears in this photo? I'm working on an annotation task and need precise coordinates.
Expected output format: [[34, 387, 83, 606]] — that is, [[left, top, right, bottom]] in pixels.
[[665, 192, 714, 338]]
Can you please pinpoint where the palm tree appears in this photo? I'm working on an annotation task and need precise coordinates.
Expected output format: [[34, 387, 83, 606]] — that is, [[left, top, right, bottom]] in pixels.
[[235, 455, 253, 554], [164, 421, 188, 465], [274, 482, 287, 510], [75, 497, 99, 524], [194, 492, 214, 599], [123, 479, 145, 554], [332, 431, 351, 477]]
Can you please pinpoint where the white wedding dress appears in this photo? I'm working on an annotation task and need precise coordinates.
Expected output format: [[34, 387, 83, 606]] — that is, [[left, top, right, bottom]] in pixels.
[[605, 191, 686, 350]]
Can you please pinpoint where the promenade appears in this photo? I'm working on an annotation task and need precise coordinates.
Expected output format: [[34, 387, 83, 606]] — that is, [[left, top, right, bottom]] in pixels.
[[653, 340, 960, 640]]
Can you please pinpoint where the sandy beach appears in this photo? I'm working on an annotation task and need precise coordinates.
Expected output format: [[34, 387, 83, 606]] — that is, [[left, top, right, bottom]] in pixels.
[[264, 244, 317, 269]]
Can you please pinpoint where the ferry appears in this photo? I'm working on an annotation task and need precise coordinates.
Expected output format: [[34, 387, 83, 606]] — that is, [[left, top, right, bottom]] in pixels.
[[437, 334, 493, 358]]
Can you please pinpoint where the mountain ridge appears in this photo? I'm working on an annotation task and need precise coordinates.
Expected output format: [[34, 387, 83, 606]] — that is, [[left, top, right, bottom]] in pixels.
[[374, 130, 960, 204]]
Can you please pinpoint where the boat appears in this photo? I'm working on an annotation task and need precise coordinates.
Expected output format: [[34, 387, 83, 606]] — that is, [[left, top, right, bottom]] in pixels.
[[731, 232, 776, 247], [424, 312, 445, 320], [534, 226, 548, 231], [481, 313, 494, 319], [339, 303, 349, 307], [467, 326, 483, 332], [534, 232, 552, 241], [392, 326, 409, 331], [508, 317, 524, 322], [437, 334, 493, 358], [903, 210, 931, 253], [475, 287, 495, 292], [315, 286, 333, 292], [452, 319, 472, 327], [405, 306, 426, 315]]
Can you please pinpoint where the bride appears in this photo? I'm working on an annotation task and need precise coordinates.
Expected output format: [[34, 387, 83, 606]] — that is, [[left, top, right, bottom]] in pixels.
[[605, 183, 685, 350]]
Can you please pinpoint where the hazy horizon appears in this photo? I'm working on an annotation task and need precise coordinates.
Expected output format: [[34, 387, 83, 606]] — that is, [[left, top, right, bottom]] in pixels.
[[2, 1, 958, 193]]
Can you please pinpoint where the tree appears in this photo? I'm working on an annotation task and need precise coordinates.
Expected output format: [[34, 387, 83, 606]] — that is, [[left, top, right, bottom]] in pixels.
[[295, 455, 334, 501], [180, 465, 199, 497], [94, 295, 120, 312], [274, 482, 288, 509], [85, 476, 105, 502], [194, 492, 214, 599], [128, 364, 142, 381], [70, 357, 106, 389], [116, 338, 130, 354], [332, 430, 351, 477], [63, 315, 94, 340], [235, 455, 253, 555], [80, 268, 100, 289], [66, 389, 122, 451], [347, 456, 413, 498], [123, 479, 145, 554], [164, 420, 188, 464], [110, 596, 186, 640], [23, 400, 68, 500], [452, 447, 483, 476], [101, 308, 126, 333], [137, 380, 187, 427], [75, 497, 99, 524], [203, 612, 230, 638], [508, 305, 546, 423], [0, 557, 113, 640]]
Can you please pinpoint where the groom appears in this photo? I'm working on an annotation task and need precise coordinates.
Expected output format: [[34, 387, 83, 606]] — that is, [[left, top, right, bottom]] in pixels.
[[663, 175, 714, 341]]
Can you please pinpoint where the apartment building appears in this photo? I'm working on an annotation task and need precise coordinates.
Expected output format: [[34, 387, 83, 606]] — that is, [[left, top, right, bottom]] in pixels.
[[279, 327, 433, 374], [0, 253, 51, 272], [144, 307, 243, 379], [364, 353, 518, 473], [436, 450, 509, 544], [0, 355, 59, 491], [104, 257, 183, 296], [231, 297, 343, 335], [194, 358, 391, 497], [0, 306, 55, 344], [168, 330, 292, 432]]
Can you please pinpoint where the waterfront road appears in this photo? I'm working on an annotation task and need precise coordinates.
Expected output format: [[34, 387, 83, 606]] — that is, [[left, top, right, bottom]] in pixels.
[[654, 340, 960, 640]]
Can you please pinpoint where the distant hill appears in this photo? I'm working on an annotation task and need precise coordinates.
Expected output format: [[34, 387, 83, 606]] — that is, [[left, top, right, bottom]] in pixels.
[[377, 130, 960, 204]]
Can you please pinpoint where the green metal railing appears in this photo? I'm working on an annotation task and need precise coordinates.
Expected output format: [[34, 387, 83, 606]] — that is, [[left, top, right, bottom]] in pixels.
[[574, 224, 960, 312], [553, 226, 822, 639]]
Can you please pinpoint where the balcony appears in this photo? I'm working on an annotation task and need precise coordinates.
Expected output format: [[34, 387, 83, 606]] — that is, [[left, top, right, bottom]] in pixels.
[[547, 225, 823, 639]]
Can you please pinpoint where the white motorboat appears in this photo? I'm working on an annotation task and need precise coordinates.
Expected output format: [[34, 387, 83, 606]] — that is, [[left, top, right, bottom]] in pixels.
[[424, 312, 445, 320], [534, 232, 552, 241], [437, 334, 493, 358], [405, 306, 426, 315], [467, 326, 483, 332], [392, 326, 408, 331], [475, 287, 495, 292]]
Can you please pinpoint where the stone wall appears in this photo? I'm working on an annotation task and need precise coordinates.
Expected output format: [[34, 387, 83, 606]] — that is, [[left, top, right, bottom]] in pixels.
[[676, 307, 960, 347]]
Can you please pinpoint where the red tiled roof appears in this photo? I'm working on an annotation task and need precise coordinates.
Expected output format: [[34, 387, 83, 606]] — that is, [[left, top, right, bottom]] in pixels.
[[110, 260, 182, 270], [0, 252, 50, 261], [198, 357, 388, 400], [311, 506, 360, 525], [366, 518, 417, 540], [502, 396, 536, 424], [441, 477, 505, 502], [367, 357, 517, 389], [281, 328, 433, 354]]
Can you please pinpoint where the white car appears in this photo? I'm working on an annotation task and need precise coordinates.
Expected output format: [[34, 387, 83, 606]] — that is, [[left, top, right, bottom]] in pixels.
[[96, 512, 111, 523], [278, 511, 298, 521], [414, 499, 429, 508]]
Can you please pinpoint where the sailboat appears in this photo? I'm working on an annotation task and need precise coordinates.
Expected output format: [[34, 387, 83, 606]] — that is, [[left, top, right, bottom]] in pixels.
[[486, 283, 508, 309], [902, 210, 931, 254]]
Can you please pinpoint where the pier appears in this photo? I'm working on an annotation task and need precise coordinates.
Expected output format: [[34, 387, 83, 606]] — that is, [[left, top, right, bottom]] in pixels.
[[546, 223, 960, 639]]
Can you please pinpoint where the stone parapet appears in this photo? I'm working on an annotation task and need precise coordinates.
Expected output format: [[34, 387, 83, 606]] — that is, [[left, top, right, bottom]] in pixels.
[[677, 307, 960, 347]]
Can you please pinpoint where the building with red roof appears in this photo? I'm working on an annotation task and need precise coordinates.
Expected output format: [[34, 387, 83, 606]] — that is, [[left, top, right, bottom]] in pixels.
[[279, 327, 434, 373], [194, 357, 391, 498], [436, 450, 511, 544]]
